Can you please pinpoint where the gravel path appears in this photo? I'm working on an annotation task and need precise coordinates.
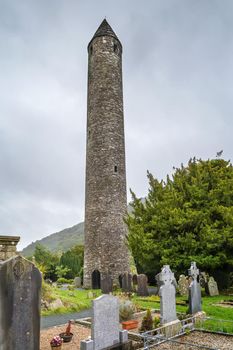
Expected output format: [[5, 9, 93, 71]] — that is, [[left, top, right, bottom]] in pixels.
[[40, 324, 91, 350], [155, 331, 233, 349]]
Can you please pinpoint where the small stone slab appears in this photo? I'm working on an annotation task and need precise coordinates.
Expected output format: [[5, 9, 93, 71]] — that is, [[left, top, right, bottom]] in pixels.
[[207, 276, 219, 296], [178, 275, 189, 296], [74, 276, 82, 288], [92, 295, 120, 350]]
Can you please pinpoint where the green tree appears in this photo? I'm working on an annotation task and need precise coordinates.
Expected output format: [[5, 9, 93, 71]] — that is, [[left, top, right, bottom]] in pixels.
[[34, 243, 59, 280], [126, 158, 233, 288], [59, 245, 84, 279], [55, 265, 71, 279]]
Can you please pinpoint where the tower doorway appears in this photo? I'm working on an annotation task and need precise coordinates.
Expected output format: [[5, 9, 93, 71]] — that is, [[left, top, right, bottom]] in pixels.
[[92, 270, 101, 289]]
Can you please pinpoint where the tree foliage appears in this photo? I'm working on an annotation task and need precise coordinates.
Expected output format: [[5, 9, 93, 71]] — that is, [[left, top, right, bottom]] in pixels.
[[126, 158, 233, 286], [32, 243, 84, 281], [59, 245, 84, 279], [34, 243, 59, 280]]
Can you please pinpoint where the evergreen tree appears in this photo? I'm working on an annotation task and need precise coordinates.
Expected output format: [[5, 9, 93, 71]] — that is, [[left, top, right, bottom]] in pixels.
[[126, 158, 233, 288]]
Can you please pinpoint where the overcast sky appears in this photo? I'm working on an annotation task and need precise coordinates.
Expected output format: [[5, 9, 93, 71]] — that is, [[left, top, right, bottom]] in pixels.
[[1, 0, 232, 249]]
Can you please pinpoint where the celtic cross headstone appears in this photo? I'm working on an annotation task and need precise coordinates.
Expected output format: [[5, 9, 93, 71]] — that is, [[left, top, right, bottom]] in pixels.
[[188, 262, 202, 314]]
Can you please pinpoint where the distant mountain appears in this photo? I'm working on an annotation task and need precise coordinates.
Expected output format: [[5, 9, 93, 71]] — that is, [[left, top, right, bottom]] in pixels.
[[22, 222, 84, 257], [21, 200, 144, 257]]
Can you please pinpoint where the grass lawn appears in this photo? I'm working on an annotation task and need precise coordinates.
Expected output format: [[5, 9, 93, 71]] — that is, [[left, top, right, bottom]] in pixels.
[[133, 294, 233, 321], [42, 288, 101, 316], [42, 284, 233, 327]]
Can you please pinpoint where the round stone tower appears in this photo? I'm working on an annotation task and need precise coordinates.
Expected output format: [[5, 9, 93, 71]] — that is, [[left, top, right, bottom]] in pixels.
[[83, 19, 130, 288]]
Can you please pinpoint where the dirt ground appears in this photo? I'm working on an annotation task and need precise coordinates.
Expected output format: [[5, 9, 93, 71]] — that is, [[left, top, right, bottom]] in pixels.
[[154, 331, 233, 350], [40, 324, 91, 350]]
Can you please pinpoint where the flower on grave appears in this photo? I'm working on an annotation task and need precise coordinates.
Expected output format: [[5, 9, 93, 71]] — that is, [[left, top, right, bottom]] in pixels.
[[50, 335, 63, 346]]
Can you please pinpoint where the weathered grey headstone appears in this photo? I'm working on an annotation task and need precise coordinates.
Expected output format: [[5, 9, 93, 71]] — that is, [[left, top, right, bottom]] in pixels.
[[137, 274, 149, 296], [121, 272, 128, 292], [74, 276, 82, 288], [132, 274, 137, 292], [128, 273, 133, 292], [101, 273, 113, 294], [92, 294, 119, 350], [178, 275, 189, 296], [158, 265, 177, 324], [207, 276, 219, 296], [188, 262, 202, 314], [0, 255, 42, 350]]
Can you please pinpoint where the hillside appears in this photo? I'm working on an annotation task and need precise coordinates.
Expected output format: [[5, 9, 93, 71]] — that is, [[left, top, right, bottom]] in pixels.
[[22, 222, 84, 257], [21, 201, 140, 257]]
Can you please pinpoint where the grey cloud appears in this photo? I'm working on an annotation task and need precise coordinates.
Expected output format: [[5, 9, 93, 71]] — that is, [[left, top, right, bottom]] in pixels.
[[0, 0, 232, 249]]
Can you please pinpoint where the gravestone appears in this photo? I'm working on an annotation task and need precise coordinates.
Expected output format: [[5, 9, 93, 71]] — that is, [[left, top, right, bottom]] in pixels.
[[121, 272, 129, 292], [132, 274, 137, 286], [188, 262, 202, 314], [81, 294, 131, 350], [137, 274, 149, 296], [101, 273, 113, 294], [128, 273, 133, 292], [207, 277, 219, 296], [74, 276, 82, 288], [178, 275, 189, 296], [158, 265, 177, 324], [199, 272, 209, 293], [0, 255, 42, 350]]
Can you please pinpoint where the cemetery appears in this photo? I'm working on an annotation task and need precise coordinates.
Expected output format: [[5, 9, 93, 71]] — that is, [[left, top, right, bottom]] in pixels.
[[1, 238, 233, 349], [1, 9, 233, 350]]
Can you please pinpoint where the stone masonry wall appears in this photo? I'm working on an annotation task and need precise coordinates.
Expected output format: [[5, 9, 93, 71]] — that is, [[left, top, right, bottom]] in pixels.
[[83, 30, 130, 287]]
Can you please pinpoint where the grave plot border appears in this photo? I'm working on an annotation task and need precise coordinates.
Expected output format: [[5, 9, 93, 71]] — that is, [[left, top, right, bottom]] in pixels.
[[141, 316, 233, 349]]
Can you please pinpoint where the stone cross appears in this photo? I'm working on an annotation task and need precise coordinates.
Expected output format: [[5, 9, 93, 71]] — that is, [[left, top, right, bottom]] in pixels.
[[158, 265, 177, 324], [137, 274, 149, 296], [0, 255, 42, 350], [188, 262, 202, 314]]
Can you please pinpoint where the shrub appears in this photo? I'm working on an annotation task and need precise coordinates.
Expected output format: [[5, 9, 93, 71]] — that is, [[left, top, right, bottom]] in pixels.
[[140, 309, 153, 332], [153, 316, 160, 328], [119, 300, 136, 321], [57, 278, 74, 284]]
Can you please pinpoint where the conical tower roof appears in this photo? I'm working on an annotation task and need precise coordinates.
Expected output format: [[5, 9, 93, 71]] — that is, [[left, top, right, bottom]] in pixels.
[[88, 19, 122, 49]]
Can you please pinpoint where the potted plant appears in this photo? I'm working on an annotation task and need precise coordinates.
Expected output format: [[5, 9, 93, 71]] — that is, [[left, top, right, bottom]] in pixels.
[[59, 321, 74, 343], [50, 335, 63, 349]]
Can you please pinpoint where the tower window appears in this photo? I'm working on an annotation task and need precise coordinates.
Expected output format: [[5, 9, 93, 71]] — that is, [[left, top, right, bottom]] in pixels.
[[114, 165, 118, 173], [114, 44, 118, 53], [90, 45, 93, 55]]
